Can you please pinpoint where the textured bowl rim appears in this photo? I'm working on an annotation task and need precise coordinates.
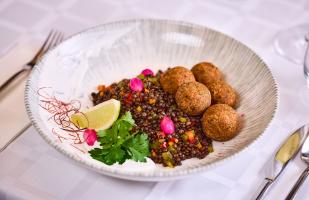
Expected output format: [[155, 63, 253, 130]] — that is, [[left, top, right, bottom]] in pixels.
[[25, 19, 279, 180]]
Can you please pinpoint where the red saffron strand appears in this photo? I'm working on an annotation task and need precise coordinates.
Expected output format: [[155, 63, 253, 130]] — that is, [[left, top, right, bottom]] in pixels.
[[70, 144, 85, 154], [39, 87, 89, 144], [74, 153, 81, 158], [52, 128, 67, 143]]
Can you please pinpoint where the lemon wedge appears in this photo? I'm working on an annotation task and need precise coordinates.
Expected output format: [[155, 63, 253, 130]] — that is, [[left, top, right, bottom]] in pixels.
[[70, 99, 120, 131]]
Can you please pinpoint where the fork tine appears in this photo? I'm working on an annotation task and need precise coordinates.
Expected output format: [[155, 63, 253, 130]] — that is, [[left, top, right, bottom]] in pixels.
[[43, 31, 60, 54], [54, 32, 64, 46], [27, 30, 64, 66], [58, 33, 65, 44], [35, 30, 54, 58], [2, 30, 64, 91]]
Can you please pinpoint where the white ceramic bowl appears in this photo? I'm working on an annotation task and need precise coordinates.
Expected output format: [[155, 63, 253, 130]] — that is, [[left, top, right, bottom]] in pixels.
[[25, 19, 278, 181]]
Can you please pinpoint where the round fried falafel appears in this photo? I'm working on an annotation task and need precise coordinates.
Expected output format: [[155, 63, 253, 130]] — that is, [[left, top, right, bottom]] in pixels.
[[175, 82, 211, 116], [202, 104, 239, 141], [191, 62, 221, 85], [160, 66, 196, 95], [206, 81, 236, 107]]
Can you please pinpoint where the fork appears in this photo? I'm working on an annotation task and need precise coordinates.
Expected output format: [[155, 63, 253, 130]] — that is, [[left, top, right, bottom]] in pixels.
[[0, 30, 64, 92]]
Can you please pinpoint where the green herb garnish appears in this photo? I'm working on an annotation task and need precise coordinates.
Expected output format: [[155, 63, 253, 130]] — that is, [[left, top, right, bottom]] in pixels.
[[89, 111, 151, 165]]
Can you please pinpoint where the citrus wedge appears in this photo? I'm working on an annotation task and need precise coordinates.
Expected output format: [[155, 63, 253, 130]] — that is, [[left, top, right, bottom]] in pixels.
[[70, 99, 120, 131]]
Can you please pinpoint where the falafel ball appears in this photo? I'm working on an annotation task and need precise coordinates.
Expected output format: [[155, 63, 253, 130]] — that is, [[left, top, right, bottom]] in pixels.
[[175, 82, 211, 116], [206, 80, 236, 107], [160, 66, 196, 95], [191, 62, 221, 85], [202, 104, 239, 141]]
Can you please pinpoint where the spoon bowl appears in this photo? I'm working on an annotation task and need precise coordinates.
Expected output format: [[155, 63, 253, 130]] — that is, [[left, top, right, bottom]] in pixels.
[[301, 138, 309, 164]]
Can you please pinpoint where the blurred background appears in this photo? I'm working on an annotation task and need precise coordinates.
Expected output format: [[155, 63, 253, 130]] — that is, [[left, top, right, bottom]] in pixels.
[[1, 0, 308, 58]]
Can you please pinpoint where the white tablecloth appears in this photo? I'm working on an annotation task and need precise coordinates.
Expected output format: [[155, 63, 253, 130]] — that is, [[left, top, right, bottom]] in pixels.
[[1, 0, 309, 199]]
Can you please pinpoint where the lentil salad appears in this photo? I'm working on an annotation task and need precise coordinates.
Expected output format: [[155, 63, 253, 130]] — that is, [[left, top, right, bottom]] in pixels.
[[91, 70, 213, 168]]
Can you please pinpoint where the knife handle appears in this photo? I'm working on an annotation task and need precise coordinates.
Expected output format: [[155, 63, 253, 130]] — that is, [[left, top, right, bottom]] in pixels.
[[285, 167, 309, 200], [251, 178, 273, 200]]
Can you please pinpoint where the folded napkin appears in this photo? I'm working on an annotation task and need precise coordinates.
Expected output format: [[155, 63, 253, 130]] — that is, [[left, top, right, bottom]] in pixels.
[[0, 42, 39, 152]]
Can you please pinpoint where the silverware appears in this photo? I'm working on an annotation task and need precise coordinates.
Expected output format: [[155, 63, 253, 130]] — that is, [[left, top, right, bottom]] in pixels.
[[0, 30, 64, 92], [285, 132, 309, 199], [252, 124, 309, 200]]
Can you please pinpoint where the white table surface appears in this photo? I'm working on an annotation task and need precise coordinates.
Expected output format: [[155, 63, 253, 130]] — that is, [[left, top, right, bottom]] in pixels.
[[1, 0, 309, 199]]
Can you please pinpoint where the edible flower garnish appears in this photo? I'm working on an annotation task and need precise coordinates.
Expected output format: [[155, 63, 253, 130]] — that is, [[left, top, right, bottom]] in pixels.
[[83, 129, 98, 146], [89, 111, 151, 165], [141, 69, 154, 76], [130, 78, 143, 92], [160, 116, 175, 134]]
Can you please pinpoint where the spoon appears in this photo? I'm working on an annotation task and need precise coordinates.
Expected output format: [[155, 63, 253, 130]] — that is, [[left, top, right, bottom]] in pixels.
[[285, 135, 309, 200]]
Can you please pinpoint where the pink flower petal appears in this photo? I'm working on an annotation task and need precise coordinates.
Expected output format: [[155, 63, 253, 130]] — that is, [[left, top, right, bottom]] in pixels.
[[241, 114, 245, 117], [83, 129, 98, 146], [160, 116, 175, 134], [141, 69, 154, 77], [130, 78, 143, 92]]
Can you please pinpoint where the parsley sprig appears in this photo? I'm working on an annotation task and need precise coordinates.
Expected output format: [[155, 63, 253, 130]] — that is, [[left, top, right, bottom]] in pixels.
[[89, 111, 151, 165]]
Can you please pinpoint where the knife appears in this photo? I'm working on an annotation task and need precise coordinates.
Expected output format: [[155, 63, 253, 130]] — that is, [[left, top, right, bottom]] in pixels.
[[251, 124, 309, 200]]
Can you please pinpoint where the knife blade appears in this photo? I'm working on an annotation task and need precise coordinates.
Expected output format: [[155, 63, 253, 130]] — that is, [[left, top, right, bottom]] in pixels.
[[251, 124, 309, 200]]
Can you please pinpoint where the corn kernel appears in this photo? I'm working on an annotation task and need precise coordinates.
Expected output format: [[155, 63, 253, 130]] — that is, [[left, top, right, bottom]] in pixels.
[[137, 106, 142, 112]]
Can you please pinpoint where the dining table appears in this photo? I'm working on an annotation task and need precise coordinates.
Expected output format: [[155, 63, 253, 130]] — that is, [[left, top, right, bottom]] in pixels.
[[1, 0, 309, 199]]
